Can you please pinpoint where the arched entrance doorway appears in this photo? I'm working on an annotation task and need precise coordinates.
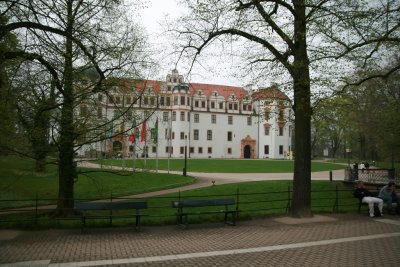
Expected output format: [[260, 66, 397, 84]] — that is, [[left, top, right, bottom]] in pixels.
[[240, 135, 256, 159], [244, 145, 252, 159]]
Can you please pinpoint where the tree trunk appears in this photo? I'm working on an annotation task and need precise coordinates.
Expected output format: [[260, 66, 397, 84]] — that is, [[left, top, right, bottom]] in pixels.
[[290, 0, 312, 218], [56, 1, 75, 216]]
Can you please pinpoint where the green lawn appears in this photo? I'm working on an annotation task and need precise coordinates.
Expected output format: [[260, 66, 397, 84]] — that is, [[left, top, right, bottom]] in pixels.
[[0, 156, 195, 208], [97, 158, 346, 173]]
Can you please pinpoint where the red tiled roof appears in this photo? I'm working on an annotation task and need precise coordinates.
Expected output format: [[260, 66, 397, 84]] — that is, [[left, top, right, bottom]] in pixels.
[[188, 83, 247, 99], [252, 86, 289, 101], [118, 79, 162, 93]]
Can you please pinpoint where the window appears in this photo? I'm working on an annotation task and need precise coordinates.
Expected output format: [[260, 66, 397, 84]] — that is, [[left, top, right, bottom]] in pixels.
[[247, 116, 252, 126], [160, 96, 165, 106], [211, 101, 215, 109], [279, 127, 284, 136], [264, 127, 270, 136], [152, 146, 157, 153], [150, 97, 155, 106], [228, 116, 233, 125], [80, 105, 87, 116], [108, 96, 114, 104], [198, 147, 203, 154], [207, 130, 212, 141], [181, 96, 185, 105], [228, 103, 233, 110], [180, 147, 184, 154], [126, 96, 131, 105], [264, 145, 269, 155], [234, 103, 238, 110], [180, 132, 185, 140], [211, 114, 216, 124], [279, 110, 284, 121], [208, 147, 212, 154], [174, 96, 178, 105], [190, 147, 194, 153], [194, 129, 199, 140], [227, 131, 232, 141], [180, 111, 185, 121], [116, 96, 121, 104], [219, 102, 224, 109], [166, 97, 171, 106], [195, 100, 199, 108], [194, 114, 199, 123], [163, 112, 168, 122], [97, 106, 102, 118], [264, 111, 270, 121], [172, 111, 176, 121], [279, 145, 284, 155], [201, 101, 206, 108], [143, 97, 148, 105], [227, 148, 232, 154]]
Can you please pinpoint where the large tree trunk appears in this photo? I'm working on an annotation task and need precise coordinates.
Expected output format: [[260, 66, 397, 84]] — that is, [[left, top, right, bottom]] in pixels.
[[290, 0, 312, 218], [56, 1, 75, 216]]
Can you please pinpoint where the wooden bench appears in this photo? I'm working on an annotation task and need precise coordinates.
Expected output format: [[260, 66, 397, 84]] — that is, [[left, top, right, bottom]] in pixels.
[[172, 198, 237, 228], [74, 201, 147, 232]]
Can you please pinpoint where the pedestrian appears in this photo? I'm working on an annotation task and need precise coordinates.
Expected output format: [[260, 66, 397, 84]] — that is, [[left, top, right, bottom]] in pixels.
[[378, 181, 400, 214], [354, 180, 383, 217]]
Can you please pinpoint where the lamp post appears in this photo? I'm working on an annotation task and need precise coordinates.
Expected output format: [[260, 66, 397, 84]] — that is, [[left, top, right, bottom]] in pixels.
[[346, 148, 352, 168], [183, 135, 187, 176]]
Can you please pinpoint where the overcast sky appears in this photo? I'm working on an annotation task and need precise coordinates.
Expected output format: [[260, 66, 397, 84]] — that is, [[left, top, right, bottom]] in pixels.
[[138, 0, 250, 87]]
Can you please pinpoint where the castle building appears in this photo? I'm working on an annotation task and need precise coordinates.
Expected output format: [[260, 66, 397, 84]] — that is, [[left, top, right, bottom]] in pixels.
[[77, 69, 293, 159]]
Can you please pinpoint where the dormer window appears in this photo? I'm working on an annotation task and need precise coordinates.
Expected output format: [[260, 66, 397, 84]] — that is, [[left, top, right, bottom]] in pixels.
[[212, 91, 218, 97]]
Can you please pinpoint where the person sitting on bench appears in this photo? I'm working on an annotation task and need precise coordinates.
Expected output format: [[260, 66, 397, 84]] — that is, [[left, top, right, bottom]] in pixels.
[[354, 180, 383, 217], [379, 181, 400, 215]]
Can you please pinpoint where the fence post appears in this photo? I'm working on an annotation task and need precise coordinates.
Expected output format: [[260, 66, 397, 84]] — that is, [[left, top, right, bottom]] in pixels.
[[333, 185, 339, 213], [35, 192, 38, 224], [286, 186, 291, 214], [236, 187, 240, 220], [329, 171, 333, 182], [110, 193, 113, 225]]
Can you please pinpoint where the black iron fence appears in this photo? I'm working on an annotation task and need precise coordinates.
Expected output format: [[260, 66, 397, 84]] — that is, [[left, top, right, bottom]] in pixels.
[[0, 185, 360, 228], [345, 168, 398, 184]]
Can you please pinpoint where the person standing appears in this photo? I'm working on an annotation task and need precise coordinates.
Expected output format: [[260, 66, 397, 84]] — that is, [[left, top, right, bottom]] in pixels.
[[379, 181, 400, 214], [354, 180, 383, 217]]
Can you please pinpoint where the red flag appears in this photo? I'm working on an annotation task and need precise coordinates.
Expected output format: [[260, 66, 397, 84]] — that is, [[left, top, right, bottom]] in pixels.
[[141, 120, 146, 142], [128, 129, 135, 143]]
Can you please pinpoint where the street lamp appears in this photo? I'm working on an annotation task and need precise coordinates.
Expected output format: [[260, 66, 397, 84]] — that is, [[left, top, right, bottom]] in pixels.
[[183, 135, 187, 176], [346, 148, 352, 168]]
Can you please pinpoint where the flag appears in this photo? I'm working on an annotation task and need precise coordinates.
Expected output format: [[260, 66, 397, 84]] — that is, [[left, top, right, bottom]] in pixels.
[[128, 129, 135, 143], [120, 124, 124, 141], [153, 118, 158, 143], [141, 120, 146, 142]]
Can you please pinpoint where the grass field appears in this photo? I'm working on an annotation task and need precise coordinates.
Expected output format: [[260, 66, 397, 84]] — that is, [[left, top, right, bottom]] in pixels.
[[96, 158, 346, 173], [0, 156, 195, 208]]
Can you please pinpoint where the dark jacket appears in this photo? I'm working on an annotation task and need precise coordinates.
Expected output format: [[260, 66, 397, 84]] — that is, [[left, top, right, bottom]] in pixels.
[[353, 187, 373, 201]]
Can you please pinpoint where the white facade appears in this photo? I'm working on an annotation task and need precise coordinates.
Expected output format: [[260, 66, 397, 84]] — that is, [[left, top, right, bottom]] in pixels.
[[77, 70, 293, 159]]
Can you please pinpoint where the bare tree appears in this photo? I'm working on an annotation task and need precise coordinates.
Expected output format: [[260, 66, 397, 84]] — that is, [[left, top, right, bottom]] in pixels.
[[1, 0, 152, 215], [172, 0, 399, 217]]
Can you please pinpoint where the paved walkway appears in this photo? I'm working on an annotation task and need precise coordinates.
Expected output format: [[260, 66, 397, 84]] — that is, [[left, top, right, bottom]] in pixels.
[[1, 214, 400, 266]]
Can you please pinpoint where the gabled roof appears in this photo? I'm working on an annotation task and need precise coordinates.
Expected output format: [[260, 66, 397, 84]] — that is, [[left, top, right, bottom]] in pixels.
[[252, 86, 290, 101]]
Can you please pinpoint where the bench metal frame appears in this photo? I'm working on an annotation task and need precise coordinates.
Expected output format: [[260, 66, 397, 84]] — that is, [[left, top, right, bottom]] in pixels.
[[172, 198, 237, 228], [74, 201, 147, 233]]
